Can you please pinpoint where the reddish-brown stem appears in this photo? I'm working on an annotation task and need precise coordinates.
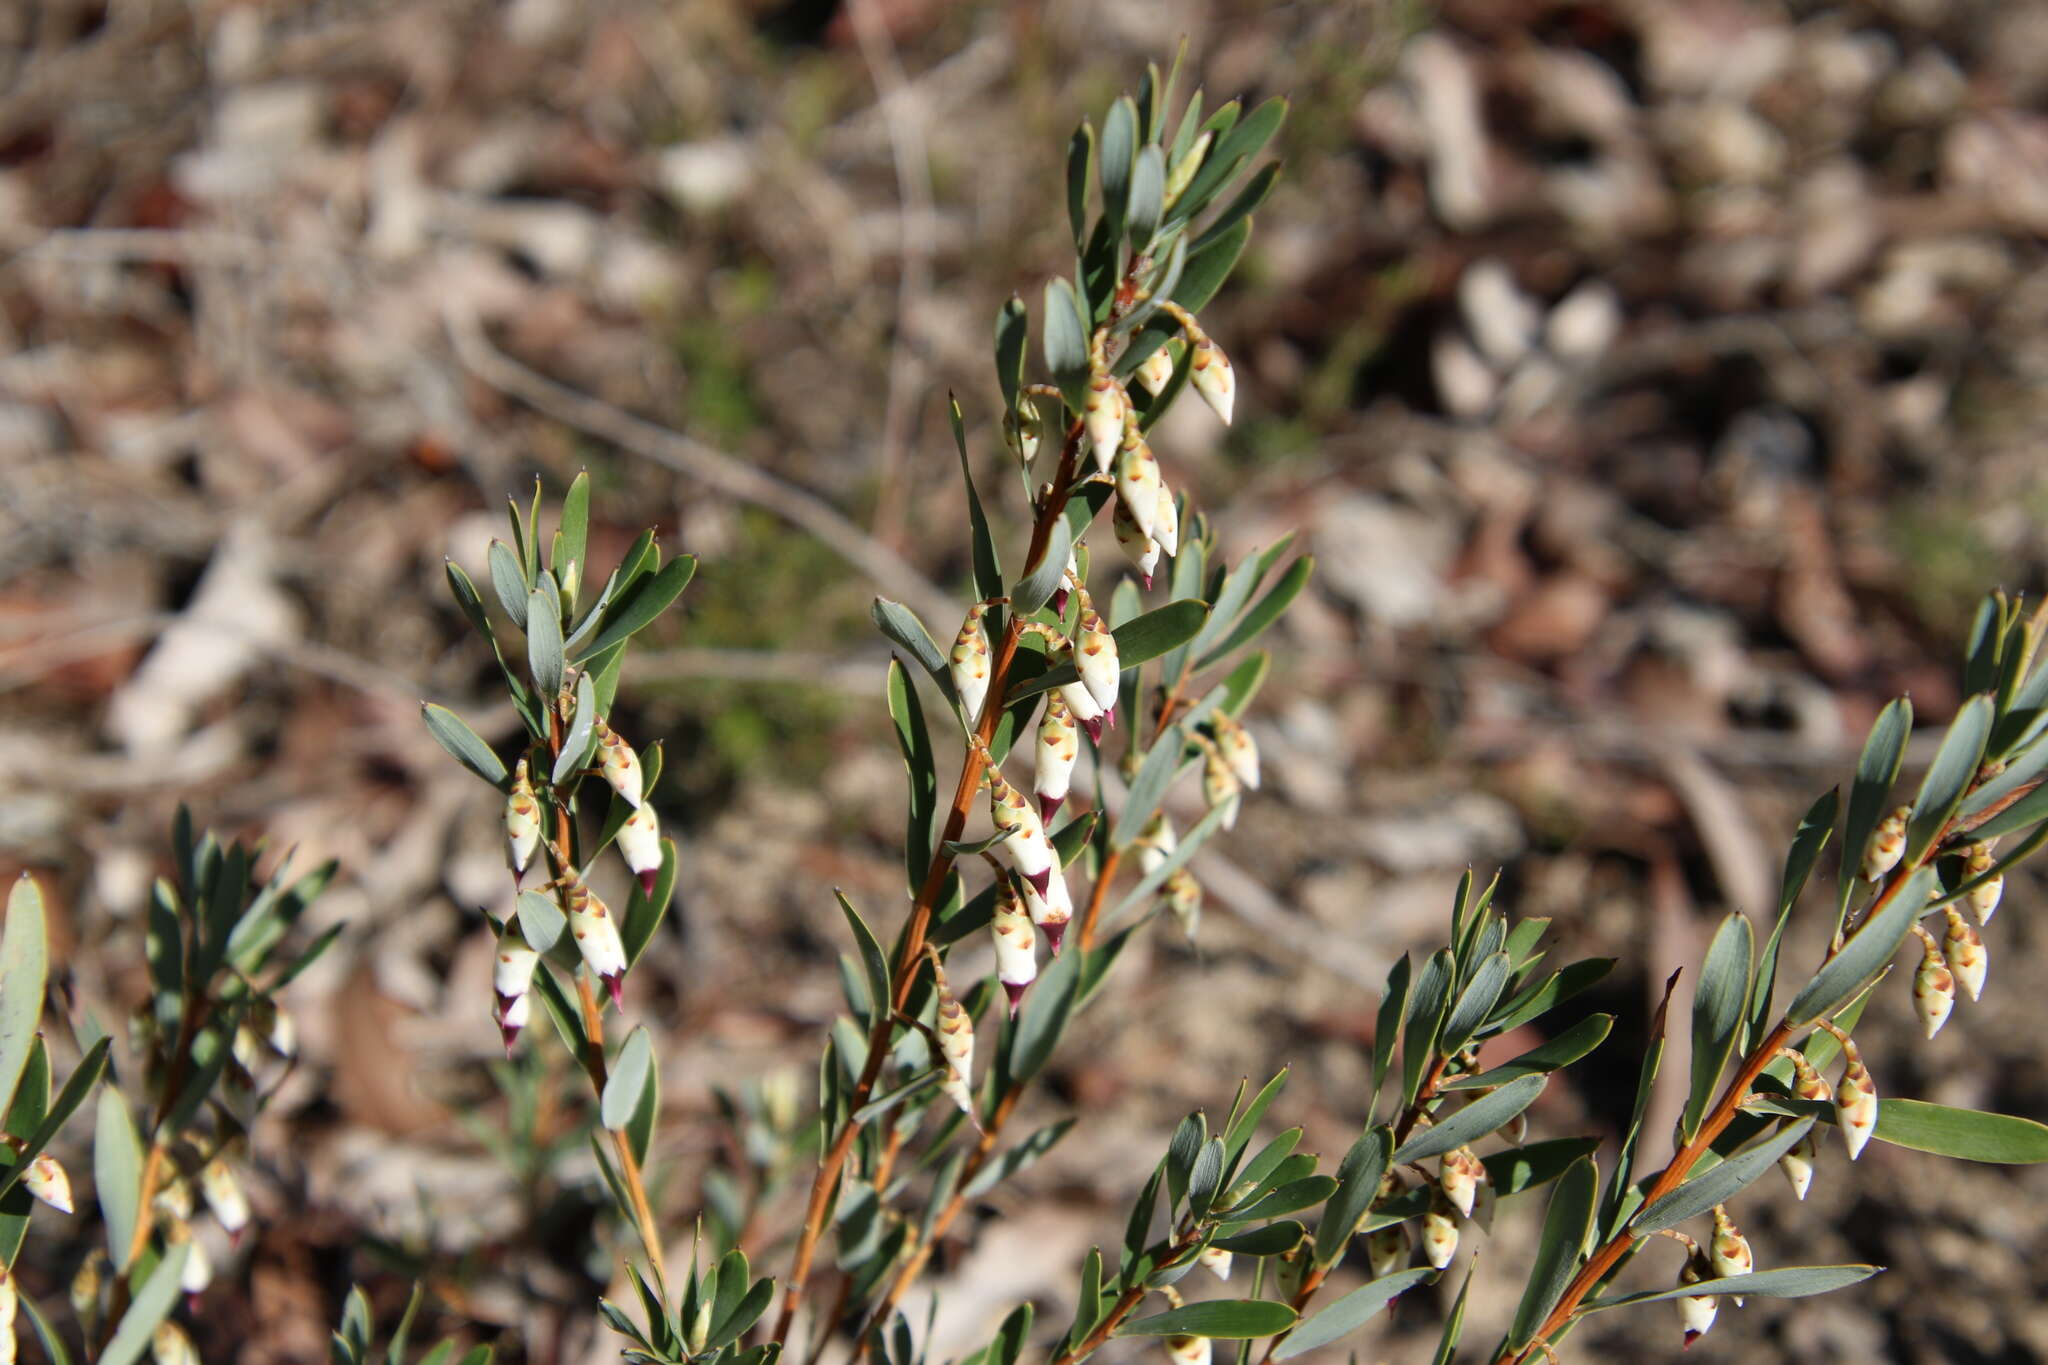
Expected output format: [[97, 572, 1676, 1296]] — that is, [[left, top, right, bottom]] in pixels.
[[1077, 847, 1121, 952], [1049, 1223, 1208, 1365]]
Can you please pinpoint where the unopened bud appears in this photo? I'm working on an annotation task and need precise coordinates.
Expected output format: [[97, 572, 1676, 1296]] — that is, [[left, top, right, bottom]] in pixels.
[[69, 1249, 104, 1326], [1861, 806, 1909, 881], [1943, 906, 1986, 1001], [1135, 345, 1176, 396], [1785, 1049, 1832, 1104], [505, 760, 542, 886], [22, 1152, 71, 1214], [1136, 813, 1177, 876], [1115, 433, 1164, 541], [253, 997, 295, 1059], [1163, 130, 1212, 209], [950, 602, 993, 722], [154, 1175, 194, 1221], [1003, 398, 1040, 464], [1112, 496, 1162, 589], [0, 1269, 13, 1362], [1826, 1025, 1878, 1160], [1152, 483, 1180, 557], [1198, 1245, 1233, 1282], [1779, 1128, 1818, 1200], [1677, 1249, 1718, 1347], [596, 721, 645, 809], [986, 765, 1056, 899], [494, 927, 542, 1049], [1035, 693, 1080, 824], [1440, 1146, 1485, 1219], [200, 1156, 250, 1237], [1164, 867, 1201, 940], [164, 1219, 212, 1299], [151, 1321, 198, 1365], [1709, 1205, 1753, 1306], [1214, 716, 1260, 790], [1050, 552, 1079, 618], [617, 803, 663, 897], [933, 963, 977, 1120], [1084, 373, 1127, 474], [1964, 841, 2002, 923], [1366, 1223, 1408, 1278], [1023, 868, 1074, 955], [1910, 925, 1956, 1039], [1203, 749, 1241, 831], [990, 880, 1039, 1015], [1188, 331, 1235, 426], [1074, 608, 1122, 716], [567, 883, 629, 1007], [1420, 1198, 1460, 1269], [1164, 1336, 1211, 1365]]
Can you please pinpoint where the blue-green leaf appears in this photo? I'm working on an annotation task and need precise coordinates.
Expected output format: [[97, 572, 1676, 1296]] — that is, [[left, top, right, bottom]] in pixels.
[[1684, 912, 1754, 1139], [1269, 1270, 1431, 1359], [421, 703, 509, 788]]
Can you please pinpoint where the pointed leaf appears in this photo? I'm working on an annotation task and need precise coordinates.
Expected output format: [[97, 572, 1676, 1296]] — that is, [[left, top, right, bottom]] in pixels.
[[1119, 1300, 1298, 1340], [1684, 912, 1754, 1139], [1905, 694, 1994, 864], [1394, 1073, 1548, 1164], [1270, 1270, 1433, 1359], [1839, 698, 1912, 917], [601, 1026, 654, 1130], [98, 1245, 192, 1365], [422, 704, 509, 788], [1508, 1156, 1597, 1349], [1785, 865, 1933, 1026], [574, 555, 697, 662], [1873, 1098, 2048, 1163], [1633, 1119, 1815, 1234], [1584, 1265, 1881, 1312], [872, 598, 948, 684], [0, 876, 49, 1120]]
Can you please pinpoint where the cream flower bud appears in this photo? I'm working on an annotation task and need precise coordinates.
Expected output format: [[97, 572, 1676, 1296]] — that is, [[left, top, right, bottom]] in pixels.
[[0, 1268, 16, 1365], [1677, 1251, 1718, 1347], [1910, 925, 1956, 1039], [497, 991, 532, 1049], [165, 1219, 211, 1298], [1420, 1199, 1460, 1269], [1136, 345, 1176, 397], [1198, 1245, 1233, 1281], [597, 721, 645, 809], [1943, 906, 1987, 1001], [1964, 841, 2002, 923], [1136, 813, 1177, 876], [1188, 331, 1235, 426], [494, 928, 541, 1050], [1440, 1146, 1485, 1219], [1059, 680, 1107, 744], [567, 884, 629, 1007], [151, 1322, 198, 1365], [987, 765, 1056, 898], [950, 602, 993, 722], [22, 1152, 71, 1214], [933, 965, 976, 1120], [1084, 373, 1127, 473], [1203, 749, 1241, 831], [200, 1157, 250, 1237], [1164, 867, 1201, 940], [253, 998, 295, 1059], [1050, 553, 1079, 617], [1035, 692, 1080, 824], [1003, 398, 1040, 464], [1787, 1049, 1832, 1104], [1214, 717, 1260, 790], [1164, 1336, 1211, 1365], [69, 1249, 104, 1325], [1112, 497, 1163, 589], [1366, 1223, 1407, 1278], [1779, 1128, 1818, 1200], [1115, 433, 1164, 540], [990, 881, 1039, 1015], [505, 759, 542, 886], [1074, 608, 1121, 716], [617, 803, 663, 897], [1829, 1029, 1878, 1160], [1709, 1205, 1753, 1306], [1024, 868, 1074, 955], [1861, 805, 1909, 881], [154, 1175, 194, 1221], [1152, 483, 1180, 557]]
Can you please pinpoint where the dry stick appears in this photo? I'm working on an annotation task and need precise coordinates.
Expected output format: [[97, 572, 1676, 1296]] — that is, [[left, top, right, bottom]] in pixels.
[[770, 427, 1085, 1345], [1491, 781, 2047, 1365]]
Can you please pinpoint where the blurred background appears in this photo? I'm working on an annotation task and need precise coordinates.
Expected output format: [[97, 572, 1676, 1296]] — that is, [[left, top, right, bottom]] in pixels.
[[6, 0, 2048, 1360]]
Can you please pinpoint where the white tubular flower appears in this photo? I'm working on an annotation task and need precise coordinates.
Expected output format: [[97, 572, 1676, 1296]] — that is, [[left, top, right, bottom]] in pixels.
[[1114, 433, 1163, 540], [1197, 1245, 1232, 1281], [497, 992, 532, 1051], [1035, 692, 1080, 824], [1188, 330, 1235, 426], [1861, 805, 1908, 881], [1025, 867, 1074, 955], [1059, 680, 1107, 744], [1439, 1146, 1485, 1219], [22, 1153, 72, 1214], [990, 880, 1039, 1015], [1709, 1205, 1753, 1306], [617, 802, 664, 897], [597, 721, 645, 809], [1164, 867, 1201, 940], [1964, 841, 2002, 923], [1203, 749, 1242, 831], [1677, 1251, 1718, 1348], [1164, 1336, 1211, 1365], [1136, 813, 1177, 876], [934, 965, 977, 1120], [1136, 345, 1176, 396], [1910, 925, 1956, 1039], [493, 927, 542, 1050], [1050, 551, 1079, 618], [1420, 1199, 1459, 1269], [1112, 497, 1162, 589], [987, 766, 1056, 899], [1366, 1223, 1407, 1278], [1943, 906, 1987, 1001], [949, 602, 993, 723], [1074, 607, 1121, 716], [505, 759, 542, 886], [200, 1157, 250, 1238], [1152, 483, 1180, 557], [1083, 373, 1127, 474], [1214, 717, 1260, 790], [165, 1220, 211, 1298], [151, 1322, 198, 1365], [568, 884, 629, 1008], [1829, 1028, 1878, 1160], [1779, 1128, 1818, 1200]]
